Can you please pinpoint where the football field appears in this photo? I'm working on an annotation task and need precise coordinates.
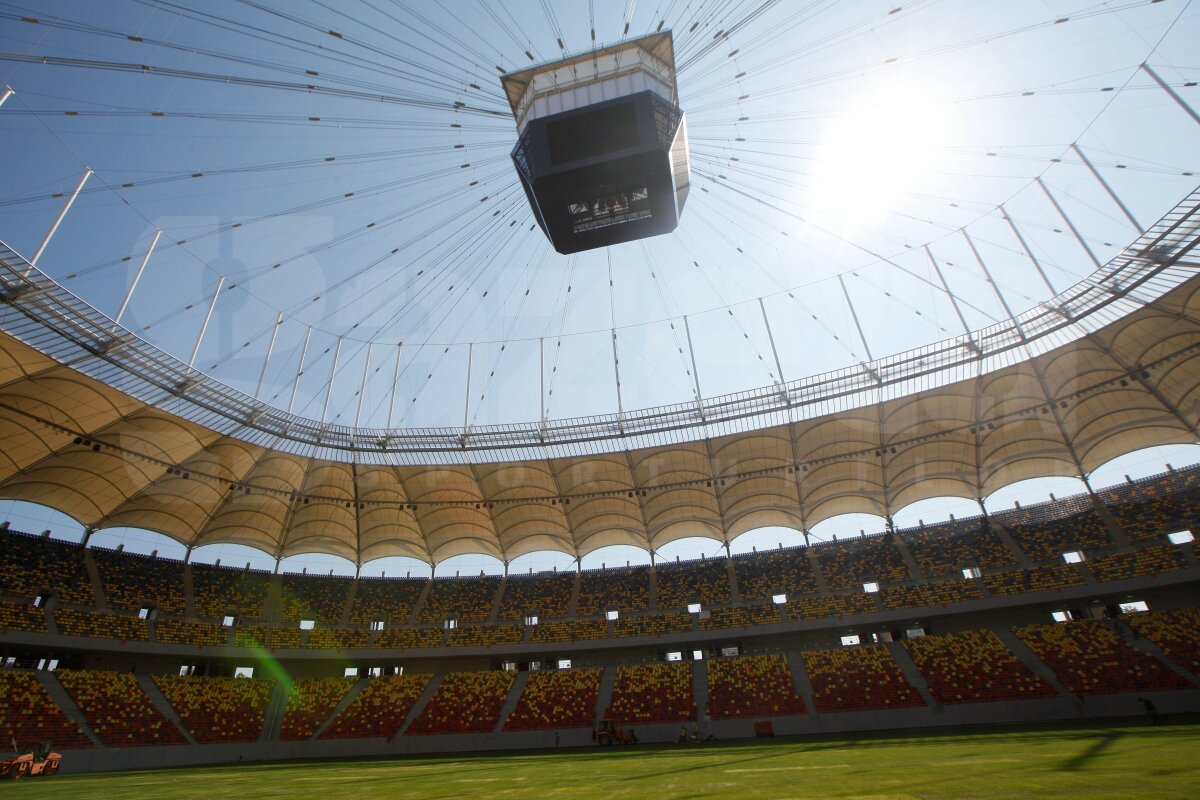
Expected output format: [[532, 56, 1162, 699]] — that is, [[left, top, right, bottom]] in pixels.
[[7, 719, 1198, 799]]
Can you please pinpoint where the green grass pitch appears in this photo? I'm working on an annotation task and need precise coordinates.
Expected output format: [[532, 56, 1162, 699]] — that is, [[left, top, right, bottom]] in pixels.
[[7, 719, 1199, 799]]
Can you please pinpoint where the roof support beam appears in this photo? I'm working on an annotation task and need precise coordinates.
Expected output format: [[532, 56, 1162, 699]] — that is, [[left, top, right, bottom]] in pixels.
[[113, 229, 161, 332], [1037, 177, 1102, 271], [1071, 144, 1143, 234], [29, 168, 92, 272], [1141, 63, 1200, 128], [288, 326, 312, 415], [255, 313, 283, 401]]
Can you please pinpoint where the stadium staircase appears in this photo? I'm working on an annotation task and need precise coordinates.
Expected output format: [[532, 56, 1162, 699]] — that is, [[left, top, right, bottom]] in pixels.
[[82, 550, 108, 610], [692, 660, 709, 720], [594, 666, 616, 721], [784, 650, 817, 714], [393, 672, 443, 739], [408, 581, 434, 625], [987, 519, 1033, 568], [891, 531, 925, 582], [1089, 495, 1131, 547], [725, 558, 741, 603], [805, 550, 829, 595], [487, 579, 505, 624], [36, 672, 103, 748], [311, 677, 368, 740], [182, 562, 197, 618], [136, 673, 197, 744], [337, 581, 358, 627], [1111, 619, 1200, 686], [884, 641, 935, 709], [566, 571, 581, 617], [993, 628, 1074, 703], [646, 566, 658, 613], [260, 682, 289, 744], [493, 671, 530, 733]]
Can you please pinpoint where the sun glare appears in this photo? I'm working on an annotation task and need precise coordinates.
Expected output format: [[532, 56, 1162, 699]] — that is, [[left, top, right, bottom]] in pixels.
[[808, 85, 955, 233]]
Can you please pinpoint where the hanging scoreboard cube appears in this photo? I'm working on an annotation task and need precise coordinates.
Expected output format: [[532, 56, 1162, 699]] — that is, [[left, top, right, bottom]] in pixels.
[[502, 32, 690, 254]]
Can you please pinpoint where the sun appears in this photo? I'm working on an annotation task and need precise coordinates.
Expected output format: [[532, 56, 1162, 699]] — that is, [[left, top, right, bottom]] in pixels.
[[807, 82, 956, 234]]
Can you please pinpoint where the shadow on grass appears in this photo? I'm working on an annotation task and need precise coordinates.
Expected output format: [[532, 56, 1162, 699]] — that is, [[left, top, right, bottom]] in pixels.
[[1056, 731, 1123, 772]]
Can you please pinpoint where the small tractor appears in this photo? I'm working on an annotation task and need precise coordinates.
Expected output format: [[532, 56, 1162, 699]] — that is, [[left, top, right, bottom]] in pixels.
[[0, 742, 62, 779], [593, 717, 638, 746]]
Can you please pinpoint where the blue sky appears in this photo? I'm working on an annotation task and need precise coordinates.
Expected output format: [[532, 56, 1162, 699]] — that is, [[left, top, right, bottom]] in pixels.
[[0, 0, 1198, 574]]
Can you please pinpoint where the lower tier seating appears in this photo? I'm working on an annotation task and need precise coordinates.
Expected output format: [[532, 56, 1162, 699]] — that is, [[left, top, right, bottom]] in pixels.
[[152, 675, 273, 743], [1015, 620, 1192, 695], [802, 645, 924, 713], [1124, 608, 1200, 675], [0, 671, 93, 750], [904, 630, 1057, 704], [320, 674, 430, 739], [606, 662, 695, 725], [280, 677, 355, 741], [706, 654, 806, 719], [406, 671, 515, 735], [56, 670, 185, 746], [504, 668, 602, 731]]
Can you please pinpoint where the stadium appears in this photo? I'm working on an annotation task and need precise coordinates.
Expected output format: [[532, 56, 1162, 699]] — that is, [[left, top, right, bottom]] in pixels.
[[0, 1, 1199, 796]]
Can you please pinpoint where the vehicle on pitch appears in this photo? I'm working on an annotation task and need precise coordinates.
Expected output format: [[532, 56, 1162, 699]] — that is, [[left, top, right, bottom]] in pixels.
[[0, 742, 62, 779], [592, 717, 638, 746]]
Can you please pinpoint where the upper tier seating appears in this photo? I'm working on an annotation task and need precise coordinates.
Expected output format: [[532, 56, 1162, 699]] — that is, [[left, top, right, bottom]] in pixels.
[[881, 578, 981, 611], [1000, 502, 1112, 561], [233, 625, 301, 650], [348, 577, 426, 627], [417, 576, 500, 624], [154, 619, 228, 647], [1015, 620, 1192, 695], [606, 662, 695, 725], [802, 645, 924, 713], [1088, 545, 1189, 583], [706, 654, 806, 720], [54, 608, 148, 641], [0, 671, 93, 750], [279, 677, 355, 740], [304, 627, 371, 650], [152, 675, 274, 743], [530, 619, 607, 644], [445, 623, 524, 648], [984, 564, 1086, 596], [1124, 607, 1200, 674], [0, 530, 92, 606], [191, 564, 269, 620], [374, 627, 444, 649], [279, 574, 352, 624], [787, 593, 875, 621], [405, 671, 515, 735], [320, 674, 431, 739], [733, 547, 817, 601], [1102, 467, 1200, 542], [56, 669, 185, 746], [498, 572, 575, 621], [700, 604, 781, 631], [614, 612, 693, 638], [504, 668, 602, 731], [576, 567, 649, 615], [0, 600, 47, 633], [92, 548, 186, 615], [903, 630, 1056, 704], [655, 558, 731, 609], [814, 535, 911, 589], [900, 518, 1014, 575]]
